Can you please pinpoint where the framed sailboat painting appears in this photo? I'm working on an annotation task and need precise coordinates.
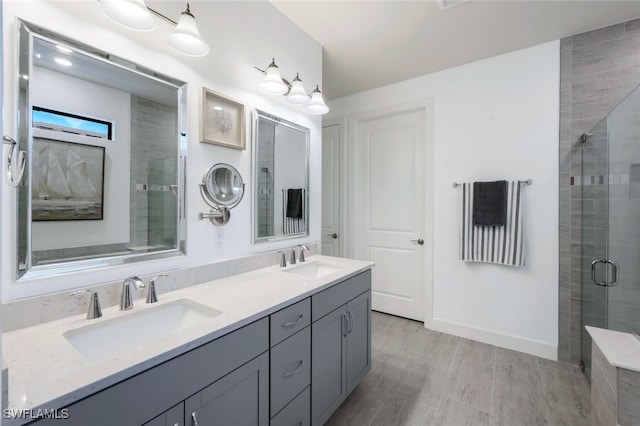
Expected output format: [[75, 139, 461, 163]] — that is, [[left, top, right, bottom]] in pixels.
[[32, 138, 105, 221]]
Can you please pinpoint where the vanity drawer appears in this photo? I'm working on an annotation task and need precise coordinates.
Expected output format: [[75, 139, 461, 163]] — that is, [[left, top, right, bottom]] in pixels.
[[312, 270, 371, 322], [270, 386, 310, 426], [270, 297, 310, 346], [270, 326, 311, 417]]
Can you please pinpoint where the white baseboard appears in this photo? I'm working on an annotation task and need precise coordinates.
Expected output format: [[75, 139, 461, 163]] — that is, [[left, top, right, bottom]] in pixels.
[[426, 317, 557, 361]]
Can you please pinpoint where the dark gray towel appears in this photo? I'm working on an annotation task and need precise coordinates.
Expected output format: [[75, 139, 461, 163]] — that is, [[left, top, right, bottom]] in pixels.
[[473, 180, 507, 226], [286, 188, 303, 218]]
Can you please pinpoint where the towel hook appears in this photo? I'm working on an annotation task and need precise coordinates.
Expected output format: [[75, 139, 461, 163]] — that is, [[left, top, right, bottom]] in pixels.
[[3, 136, 26, 188]]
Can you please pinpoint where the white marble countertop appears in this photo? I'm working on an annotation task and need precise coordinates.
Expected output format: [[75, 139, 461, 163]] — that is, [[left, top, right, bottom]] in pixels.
[[2, 255, 373, 419], [586, 325, 640, 373]]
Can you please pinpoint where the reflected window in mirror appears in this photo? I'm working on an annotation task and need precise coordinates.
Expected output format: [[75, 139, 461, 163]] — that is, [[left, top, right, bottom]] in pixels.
[[253, 110, 309, 243], [15, 20, 187, 279]]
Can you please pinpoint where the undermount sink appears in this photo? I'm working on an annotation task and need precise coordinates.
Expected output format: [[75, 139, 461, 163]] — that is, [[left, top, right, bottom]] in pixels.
[[282, 261, 343, 278], [63, 299, 222, 361]]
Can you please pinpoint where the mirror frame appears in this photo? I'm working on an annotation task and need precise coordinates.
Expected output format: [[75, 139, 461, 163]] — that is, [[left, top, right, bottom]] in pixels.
[[15, 19, 188, 280], [252, 110, 310, 244]]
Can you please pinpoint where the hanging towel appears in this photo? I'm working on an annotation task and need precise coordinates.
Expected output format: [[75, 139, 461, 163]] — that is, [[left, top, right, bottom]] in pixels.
[[472, 180, 507, 226], [283, 188, 305, 234], [460, 180, 525, 267], [286, 188, 304, 218]]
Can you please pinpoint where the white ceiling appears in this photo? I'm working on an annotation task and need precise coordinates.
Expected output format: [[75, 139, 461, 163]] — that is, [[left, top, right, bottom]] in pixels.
[[270, 0, 640, 100]]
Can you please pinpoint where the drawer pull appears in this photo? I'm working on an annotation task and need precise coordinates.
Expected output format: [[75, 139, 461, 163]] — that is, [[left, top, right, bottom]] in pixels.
[[282, 360, 304, 377], [342, 313, 348, 337], [347, 311, 354, 334], [191, 412, 199, 426], [281, 314, 304, 328]]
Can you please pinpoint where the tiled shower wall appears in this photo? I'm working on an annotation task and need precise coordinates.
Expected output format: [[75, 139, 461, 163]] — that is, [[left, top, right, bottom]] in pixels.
[[130, 96, 178, 249], [559, 18, 640, 364]]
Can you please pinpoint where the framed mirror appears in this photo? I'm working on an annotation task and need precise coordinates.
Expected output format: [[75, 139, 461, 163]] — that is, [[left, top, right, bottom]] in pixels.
[[15, 20, 188, 280], [253, 110, 309, 243]]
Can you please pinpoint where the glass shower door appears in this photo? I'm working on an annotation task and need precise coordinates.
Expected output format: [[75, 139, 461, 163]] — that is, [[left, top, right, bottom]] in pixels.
[[604, 88, 640, 336], [581, 85, 640, 377]]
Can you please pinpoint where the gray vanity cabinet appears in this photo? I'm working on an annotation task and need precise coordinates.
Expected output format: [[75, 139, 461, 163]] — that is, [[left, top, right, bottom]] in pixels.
[[143, 403, 184, 426], [28, 318, 268, 426], [311, 270, 372, 426], [184, 352, 269, 426], [345, 291, 372, 394]]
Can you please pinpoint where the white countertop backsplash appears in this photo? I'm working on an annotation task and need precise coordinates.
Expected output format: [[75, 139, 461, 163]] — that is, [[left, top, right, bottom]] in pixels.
[[586, 325, 640, 373], [2, 255, 373, 417], [2, 247, 318, 332]]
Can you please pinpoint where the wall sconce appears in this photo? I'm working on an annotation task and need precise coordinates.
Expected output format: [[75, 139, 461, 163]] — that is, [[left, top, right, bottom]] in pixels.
[[99, 0, 209, 57], [254, 58, 329, 115]]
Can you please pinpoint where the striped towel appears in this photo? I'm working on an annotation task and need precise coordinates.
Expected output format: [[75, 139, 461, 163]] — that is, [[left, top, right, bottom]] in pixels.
[[460, 180, 525, 267], [283, 188, 305, 235]]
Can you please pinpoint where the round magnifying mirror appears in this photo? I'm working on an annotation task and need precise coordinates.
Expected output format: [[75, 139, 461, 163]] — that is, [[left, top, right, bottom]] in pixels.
[[201, 163, 245, 209]]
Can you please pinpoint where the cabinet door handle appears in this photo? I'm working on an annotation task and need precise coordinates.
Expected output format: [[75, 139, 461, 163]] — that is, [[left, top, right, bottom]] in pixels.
[[342, 313, 348, 337], [282, 360, 304, 377], [281, 314, 304, 328], [191, 412, 199, 426], [347, 311, 354, 334]]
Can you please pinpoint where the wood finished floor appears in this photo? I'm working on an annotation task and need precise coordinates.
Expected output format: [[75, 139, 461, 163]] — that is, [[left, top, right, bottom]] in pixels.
[[326, 311, 595, 426]]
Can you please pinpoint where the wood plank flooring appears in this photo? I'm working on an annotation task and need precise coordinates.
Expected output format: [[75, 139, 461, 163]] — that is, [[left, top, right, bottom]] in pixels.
[[326, 312, 595, 426]]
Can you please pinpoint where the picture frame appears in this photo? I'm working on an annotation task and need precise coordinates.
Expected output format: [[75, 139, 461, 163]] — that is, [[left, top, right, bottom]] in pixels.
[[201, 87, 245, 150], [32, 137, 105, 221]]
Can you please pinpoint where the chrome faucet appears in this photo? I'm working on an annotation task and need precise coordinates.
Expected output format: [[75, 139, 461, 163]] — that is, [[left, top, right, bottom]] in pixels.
[[120, 276, 145, 310], [147, 273, 169, 304], [297, 245, 310, 262], [70, 289, 102, 319], [277, 250, 287, 267], [289, 247, 297, 265]]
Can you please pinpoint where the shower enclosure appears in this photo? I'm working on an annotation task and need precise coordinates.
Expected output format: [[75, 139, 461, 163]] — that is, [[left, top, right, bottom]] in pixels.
[[580, 86, 640, 377]]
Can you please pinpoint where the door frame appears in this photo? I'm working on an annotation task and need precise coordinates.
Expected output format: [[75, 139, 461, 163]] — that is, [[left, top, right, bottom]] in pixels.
[[322, 117, 348, 257], [344, 99, 434, 326]]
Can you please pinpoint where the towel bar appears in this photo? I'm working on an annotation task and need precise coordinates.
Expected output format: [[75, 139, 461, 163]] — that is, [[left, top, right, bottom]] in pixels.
[[452, 179, 532, 188]]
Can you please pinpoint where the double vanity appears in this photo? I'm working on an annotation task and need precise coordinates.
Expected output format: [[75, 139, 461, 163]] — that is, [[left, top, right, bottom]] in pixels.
[[3, 256, 373, 426]]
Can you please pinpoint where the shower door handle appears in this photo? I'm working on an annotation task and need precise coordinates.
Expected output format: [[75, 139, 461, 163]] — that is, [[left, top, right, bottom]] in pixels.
[[591, 259, 619, 287], [605, 259, 618, 287], [591, 259, 608, 286]]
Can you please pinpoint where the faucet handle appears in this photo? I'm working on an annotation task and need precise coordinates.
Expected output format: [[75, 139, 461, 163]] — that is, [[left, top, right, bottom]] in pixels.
[[70, 289, 102, 319], [289, 247, 297, 265], [276, 250, 287, 267], [147, 273, 169, 304]]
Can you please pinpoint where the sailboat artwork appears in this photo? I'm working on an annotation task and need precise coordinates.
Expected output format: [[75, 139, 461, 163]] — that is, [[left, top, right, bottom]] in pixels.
[[32, 138, 105, 221]]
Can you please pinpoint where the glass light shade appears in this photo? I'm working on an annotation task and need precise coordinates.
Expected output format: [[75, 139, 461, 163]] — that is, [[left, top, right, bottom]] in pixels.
[[285, 74, 310, 105], [260, 61, 288, 95], [167, 7, 210, 57], [304, 86, 329, 114], [100, 0, 156, 31]]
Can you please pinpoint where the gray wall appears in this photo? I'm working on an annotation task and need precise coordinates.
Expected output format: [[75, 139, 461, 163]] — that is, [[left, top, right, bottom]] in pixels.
[[559, 18, 640, 364]]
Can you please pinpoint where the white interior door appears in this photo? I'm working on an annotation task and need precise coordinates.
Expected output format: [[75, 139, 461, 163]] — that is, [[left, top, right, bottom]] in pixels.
[[354, 108, 426, 321], [321, 124, 341, 256]]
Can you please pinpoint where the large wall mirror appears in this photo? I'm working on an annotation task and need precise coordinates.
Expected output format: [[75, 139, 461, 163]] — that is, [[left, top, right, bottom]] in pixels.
[[14, 20, 187, 280], [253, 110, 309, 243]]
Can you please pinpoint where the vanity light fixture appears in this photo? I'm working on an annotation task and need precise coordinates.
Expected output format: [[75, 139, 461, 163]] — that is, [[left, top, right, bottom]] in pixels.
[[99, 0, 156, 31], [99, 0, 209, 57], [165, 3, 210, 57], [255, 58, 329, 114]]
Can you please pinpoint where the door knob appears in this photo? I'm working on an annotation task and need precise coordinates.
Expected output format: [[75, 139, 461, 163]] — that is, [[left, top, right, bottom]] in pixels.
[[326, 233, 338, 239], [410, 238, 424, 245]]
